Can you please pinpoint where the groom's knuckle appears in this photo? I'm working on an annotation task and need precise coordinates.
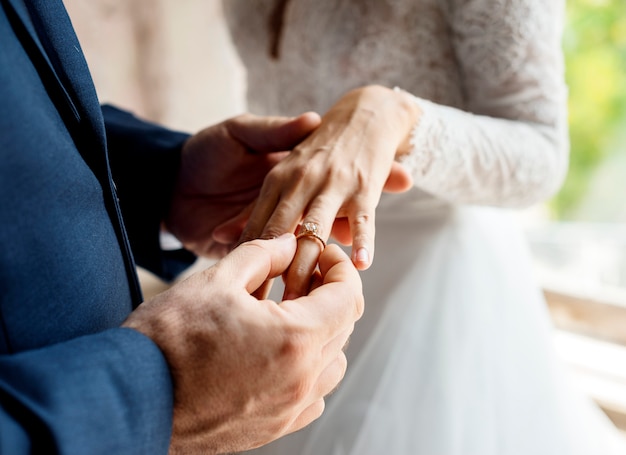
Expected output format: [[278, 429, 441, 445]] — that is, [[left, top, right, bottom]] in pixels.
[[265, 167, 285, 185]]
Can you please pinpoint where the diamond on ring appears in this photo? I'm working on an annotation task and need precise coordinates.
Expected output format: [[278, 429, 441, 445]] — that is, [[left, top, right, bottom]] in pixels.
[[296, 222, 326, 249]]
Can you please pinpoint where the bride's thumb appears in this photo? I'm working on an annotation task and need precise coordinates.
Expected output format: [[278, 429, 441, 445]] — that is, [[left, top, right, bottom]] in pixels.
[[383, 162, 413, 193]]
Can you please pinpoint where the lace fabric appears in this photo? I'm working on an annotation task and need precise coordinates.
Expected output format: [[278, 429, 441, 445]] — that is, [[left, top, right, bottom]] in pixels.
[[402, 0, 569, 207], [404, 95, 568, 207]]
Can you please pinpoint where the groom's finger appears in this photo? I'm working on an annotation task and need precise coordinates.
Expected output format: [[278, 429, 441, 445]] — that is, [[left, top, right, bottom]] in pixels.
[[213, 199, 258, 245], [226, 112, 321, 153], [286, 400, 326, 436]]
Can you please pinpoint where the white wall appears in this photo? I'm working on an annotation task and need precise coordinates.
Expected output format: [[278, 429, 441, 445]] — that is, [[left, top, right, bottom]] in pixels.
[[65, 0, 246, 132]]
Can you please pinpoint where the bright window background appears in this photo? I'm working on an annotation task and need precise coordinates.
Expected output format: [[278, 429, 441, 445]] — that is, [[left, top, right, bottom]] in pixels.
[[526, 1, 626, 430], [525, 0, 626, 302]]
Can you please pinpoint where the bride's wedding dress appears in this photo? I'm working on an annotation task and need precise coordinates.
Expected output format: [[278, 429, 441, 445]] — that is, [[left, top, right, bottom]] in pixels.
[[223, 0, 626, 453]]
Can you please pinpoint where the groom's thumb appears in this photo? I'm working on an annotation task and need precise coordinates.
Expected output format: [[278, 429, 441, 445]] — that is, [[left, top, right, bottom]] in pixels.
[[226, 112, 321, 153], [213, 233, 298, 294]]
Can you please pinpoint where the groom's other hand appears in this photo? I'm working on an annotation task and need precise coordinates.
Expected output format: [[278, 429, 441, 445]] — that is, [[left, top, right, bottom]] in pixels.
[[166, 112, 321, 258], [122, 234, 364, 454]]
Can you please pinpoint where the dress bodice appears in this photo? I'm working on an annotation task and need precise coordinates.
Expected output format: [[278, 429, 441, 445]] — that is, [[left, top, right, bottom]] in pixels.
[[223, 0, 464, 115]]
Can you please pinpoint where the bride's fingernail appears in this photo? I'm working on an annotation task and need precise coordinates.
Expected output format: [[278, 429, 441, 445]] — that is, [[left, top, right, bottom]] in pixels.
[[355, 247, 369, 265]]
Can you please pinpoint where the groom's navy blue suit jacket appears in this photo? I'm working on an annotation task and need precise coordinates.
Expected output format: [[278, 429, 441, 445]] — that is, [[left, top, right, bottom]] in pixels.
[[0, 0, 195, 453]]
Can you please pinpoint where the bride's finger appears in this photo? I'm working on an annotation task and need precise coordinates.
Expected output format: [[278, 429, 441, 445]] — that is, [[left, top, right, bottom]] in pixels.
[[348, 194, 377, 270], [283, 196, 343, 300], [258, 165, 327, 241], [283, 239, 323, 300], [330, 218, 352, 245], [252, 277, 275, 300], [238, 183, 281, 244]]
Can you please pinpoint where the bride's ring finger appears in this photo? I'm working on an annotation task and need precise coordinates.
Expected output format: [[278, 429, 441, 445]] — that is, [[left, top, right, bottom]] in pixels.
[[285, 199, 342, 299], [296, 221, 326, 251]]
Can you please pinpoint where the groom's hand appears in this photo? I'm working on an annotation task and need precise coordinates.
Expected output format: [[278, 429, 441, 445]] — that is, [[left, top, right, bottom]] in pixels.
[[165, 112, 321, 258], [122, 234, 364, 454]]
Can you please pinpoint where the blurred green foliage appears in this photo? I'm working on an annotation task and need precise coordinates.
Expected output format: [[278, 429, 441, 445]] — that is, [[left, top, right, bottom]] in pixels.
[[553, 0, 626, 219]]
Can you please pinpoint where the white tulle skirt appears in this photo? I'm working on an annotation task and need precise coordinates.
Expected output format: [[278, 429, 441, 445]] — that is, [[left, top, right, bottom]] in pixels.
[[243, 192, 626, 455]]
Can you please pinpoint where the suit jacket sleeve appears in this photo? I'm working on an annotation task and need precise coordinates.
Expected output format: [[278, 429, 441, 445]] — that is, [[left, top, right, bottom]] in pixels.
[[0, 328, 173, 455], [102, 105, 197, 281]]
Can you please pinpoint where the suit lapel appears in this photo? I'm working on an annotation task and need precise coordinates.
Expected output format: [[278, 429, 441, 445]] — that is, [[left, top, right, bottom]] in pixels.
[[3, 0, 108, 171], [3, 0, 81, 121], [25, 0, 105, 133]]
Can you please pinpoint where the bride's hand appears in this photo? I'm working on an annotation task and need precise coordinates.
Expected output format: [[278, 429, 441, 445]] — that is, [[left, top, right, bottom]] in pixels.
[[214, 85, 421, 299]]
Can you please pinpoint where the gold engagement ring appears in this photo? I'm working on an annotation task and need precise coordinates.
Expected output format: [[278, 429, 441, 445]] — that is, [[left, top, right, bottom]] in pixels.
[[296, 222, 326, 250]]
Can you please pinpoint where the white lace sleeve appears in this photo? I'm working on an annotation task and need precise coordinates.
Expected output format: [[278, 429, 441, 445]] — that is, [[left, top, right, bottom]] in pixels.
[[399, 0, 569, 208]]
